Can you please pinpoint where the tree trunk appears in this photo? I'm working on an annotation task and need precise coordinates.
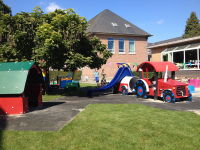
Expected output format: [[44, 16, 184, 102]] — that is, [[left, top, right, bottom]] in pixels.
[[72, 70, 75, 80], [45, 67, 49, 94]]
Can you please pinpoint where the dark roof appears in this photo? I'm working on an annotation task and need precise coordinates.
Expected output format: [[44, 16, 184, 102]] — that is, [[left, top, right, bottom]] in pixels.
[[151, 36, 183, 46], [147, 43, 153, 46], [147, 35, 200, 49], [86, 9, 151, 37]]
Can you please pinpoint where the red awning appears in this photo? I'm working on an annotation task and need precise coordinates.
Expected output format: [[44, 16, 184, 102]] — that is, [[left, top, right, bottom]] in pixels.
[[136, 62, 179, 72]]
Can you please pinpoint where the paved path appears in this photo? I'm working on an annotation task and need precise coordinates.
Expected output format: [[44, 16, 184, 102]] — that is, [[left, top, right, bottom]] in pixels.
[[0, 92, 200, 131]]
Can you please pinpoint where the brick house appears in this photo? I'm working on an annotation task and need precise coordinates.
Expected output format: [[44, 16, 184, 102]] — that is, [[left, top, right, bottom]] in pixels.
[[82, 9, 151, 81], [146, 35, 200, 78]]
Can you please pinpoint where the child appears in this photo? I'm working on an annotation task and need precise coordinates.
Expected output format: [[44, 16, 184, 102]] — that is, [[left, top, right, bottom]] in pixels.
[[101, 69, 106, 84], [94, 69, 99, 83]]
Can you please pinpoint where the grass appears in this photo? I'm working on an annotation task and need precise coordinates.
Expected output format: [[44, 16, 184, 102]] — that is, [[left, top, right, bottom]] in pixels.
[[1, 104, 200, 150], [42, 82, 99, 101]]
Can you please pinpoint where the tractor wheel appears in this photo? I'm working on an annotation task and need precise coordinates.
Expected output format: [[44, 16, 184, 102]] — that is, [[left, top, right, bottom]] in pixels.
[[163, 90, 175, 103], [135, 80, 148, 99], [121, 87, 128, 95], [185, 90, 192, 102]]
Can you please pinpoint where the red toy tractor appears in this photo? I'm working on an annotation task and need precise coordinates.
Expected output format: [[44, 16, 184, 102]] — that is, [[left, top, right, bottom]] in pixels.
[[134, 62, 192, 103]]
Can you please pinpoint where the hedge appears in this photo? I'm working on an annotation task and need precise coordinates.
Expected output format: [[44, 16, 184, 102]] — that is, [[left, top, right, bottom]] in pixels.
[[49, 70, 82, 81], [49, 70, 161, 82], [132, 71, 161, 79]]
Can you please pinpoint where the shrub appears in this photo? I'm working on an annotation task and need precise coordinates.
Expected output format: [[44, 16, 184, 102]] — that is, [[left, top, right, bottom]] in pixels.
[[132, 71, 161, 79], [49, 70, 82, 81]]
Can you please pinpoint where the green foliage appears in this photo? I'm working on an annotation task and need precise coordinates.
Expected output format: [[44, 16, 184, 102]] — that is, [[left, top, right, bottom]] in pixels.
[[0, 6, 112, 93], [35, 8, 112, 71], [0, 7, 45, 62], [0, 6, 112, 72], [132, 71, 139, 77], [183, 11, 200, 38], [0, 0, 12, 62], [0, 0, 11, 18], [49, 70, 82, 81]]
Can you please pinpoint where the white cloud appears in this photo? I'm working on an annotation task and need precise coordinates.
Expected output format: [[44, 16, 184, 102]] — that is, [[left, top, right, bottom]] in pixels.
[[157, 19, 164, 24], [40, 1, 46, 5], [45, 2, 63, 12]]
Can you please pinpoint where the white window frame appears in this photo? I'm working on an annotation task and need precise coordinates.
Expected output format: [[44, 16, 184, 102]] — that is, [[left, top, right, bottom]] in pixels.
[[119, 38, 125, 54], [111, 23, 118, 26], [125, 24, 130, 28], [129, 39, 135, 54], [108, 38, 115, 53]]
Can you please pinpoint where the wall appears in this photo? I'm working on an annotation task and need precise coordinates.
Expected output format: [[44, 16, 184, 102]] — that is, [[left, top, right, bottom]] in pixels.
[[82, 34, 148, 81], [176, 70, 200, 79], [151, 46, 167, 62]]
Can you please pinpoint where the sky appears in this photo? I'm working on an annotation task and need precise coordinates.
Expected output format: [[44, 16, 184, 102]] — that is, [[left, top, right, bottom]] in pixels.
[[4, 0, 200, 43]]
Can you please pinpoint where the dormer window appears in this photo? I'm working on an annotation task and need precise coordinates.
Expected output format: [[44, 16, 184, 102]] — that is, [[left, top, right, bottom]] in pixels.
[[125, 24, 130, 27], [111, 23, 118, 26]]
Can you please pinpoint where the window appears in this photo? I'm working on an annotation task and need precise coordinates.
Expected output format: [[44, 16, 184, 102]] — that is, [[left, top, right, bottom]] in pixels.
[[129, 39, 135, 53], [119, 38, 125, 53], [185, 49, 198, 69], [125, 24, 130, 27], [111, 23, 118, 26], [173, 51, 183, 63], [173, 51, 184, 69], [162, 52, 172, 62], [108, 38, 114, 53], [148, 56, 151, 61], [162, 46, 200, 70]]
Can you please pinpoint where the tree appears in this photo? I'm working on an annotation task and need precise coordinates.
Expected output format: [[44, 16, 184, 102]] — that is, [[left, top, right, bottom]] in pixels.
[[0, 0, 11, 18], [0, 7, 112, 92], [183, 11, 200, 38], [34, 9, 112, 78], [0, 0, 12, 61], [0, 6, 45, 62]]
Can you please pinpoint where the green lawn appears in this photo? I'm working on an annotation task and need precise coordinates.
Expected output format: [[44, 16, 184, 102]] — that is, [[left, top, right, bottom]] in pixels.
[[42, 82, 98, 101], [1, 104, 200, 150]]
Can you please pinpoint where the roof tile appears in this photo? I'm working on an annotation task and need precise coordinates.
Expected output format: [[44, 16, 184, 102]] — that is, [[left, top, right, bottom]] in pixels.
[[86, 9, 151, 36]]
